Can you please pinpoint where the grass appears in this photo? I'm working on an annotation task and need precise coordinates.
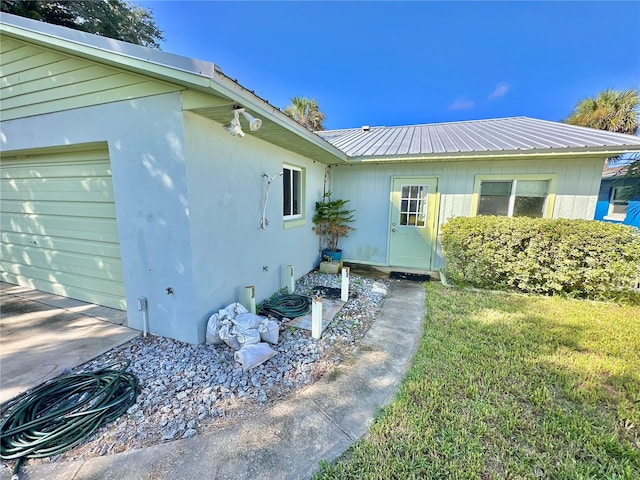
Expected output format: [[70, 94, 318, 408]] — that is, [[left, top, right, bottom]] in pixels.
[[313, 283, 640, 479]]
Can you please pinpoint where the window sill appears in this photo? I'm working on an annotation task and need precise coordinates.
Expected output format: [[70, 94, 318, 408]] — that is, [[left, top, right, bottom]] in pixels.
[[283, 218, 306, 230], [603, 215, 626, 222]]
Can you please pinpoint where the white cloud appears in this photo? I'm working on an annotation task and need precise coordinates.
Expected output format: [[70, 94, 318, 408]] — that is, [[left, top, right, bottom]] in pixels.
[[448, 97, 475, 110], [489, 82, 511, 100]]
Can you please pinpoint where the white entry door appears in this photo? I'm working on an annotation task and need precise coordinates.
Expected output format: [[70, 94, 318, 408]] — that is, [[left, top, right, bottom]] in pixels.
[[388, 177, 439, 269]]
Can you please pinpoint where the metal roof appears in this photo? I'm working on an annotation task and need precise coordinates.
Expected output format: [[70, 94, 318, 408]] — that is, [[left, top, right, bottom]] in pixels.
[[316, 117, 640, 159], [3, 14, 639, 164]]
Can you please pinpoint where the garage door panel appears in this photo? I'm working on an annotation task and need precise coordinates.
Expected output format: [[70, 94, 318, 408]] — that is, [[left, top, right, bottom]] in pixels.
[[0, 199, 116, 218], [0, 145, 125, 310], [1, 261, 124, 296], [0, 270, 125, 310], [1, 178, 115, 202], [1, 232, 121, 258], [0, 160, 111, 180], [2, 213, 120, 243], [1, 245, 122, 280]]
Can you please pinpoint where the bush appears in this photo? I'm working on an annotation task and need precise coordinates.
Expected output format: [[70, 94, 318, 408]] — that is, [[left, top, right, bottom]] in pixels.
[[440, 216, 640, 301]]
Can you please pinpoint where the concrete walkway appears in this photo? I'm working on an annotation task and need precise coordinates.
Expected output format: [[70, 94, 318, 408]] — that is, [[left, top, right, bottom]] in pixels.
[[0, 282, 137, 404], [2, 280, 426, 480]]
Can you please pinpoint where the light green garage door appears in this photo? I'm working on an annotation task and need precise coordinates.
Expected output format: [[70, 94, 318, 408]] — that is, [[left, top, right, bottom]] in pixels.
[[0, 144, 125, 310]]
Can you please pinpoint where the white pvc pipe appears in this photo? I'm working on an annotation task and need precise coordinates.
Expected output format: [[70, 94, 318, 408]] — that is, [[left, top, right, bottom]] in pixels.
[[341, 266, 350, 302], [312, 297, 323, 339], [142, 309, 148, 337], [287, 264, 295, 294], [138, 297, 148, 337], [244, 285, 256, 314]]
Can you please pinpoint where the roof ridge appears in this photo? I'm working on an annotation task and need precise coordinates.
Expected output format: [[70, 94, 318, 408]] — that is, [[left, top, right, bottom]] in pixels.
[[320, 116, 530, 133]]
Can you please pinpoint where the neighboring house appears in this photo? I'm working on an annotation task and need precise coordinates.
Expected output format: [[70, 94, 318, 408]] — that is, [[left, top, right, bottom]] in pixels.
[[2, 14, 640, 343], [594, 163, 640, 228]]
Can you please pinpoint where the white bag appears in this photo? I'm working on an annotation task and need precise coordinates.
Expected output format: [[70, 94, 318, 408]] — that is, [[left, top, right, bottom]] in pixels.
[[235, 327, 261, 347], [258, 319, 279, 344], [234, 343, 277, 371], [232, 313, 264, 332], [205, 313, 224, 345], [224, 302, 248, 319], [218, 324, 241, 350]]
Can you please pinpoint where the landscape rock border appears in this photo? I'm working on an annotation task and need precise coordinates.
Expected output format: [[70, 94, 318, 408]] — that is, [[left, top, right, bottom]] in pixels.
[[6, 271, 389, 467]]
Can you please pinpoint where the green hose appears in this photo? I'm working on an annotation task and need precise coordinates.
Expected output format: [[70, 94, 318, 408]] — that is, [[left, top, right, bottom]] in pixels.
[[259, 294, 312, 318], [1, 362, 138, 478]]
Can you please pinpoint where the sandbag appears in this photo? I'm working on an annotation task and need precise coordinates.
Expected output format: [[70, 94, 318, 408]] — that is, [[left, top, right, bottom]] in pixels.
[[224, 302, 248, 318], [236, 327, 261, 347], [218, 324, 241, 350], [234, 343, 277, 371], [232, 312, 264, 332], [259, 318, 279, 344], [205, 313, 224, 345]]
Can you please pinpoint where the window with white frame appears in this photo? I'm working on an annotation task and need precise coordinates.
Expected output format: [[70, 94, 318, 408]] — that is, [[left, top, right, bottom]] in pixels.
[[477, 179, 550, 218], [606, 186, 631, 221], [283, 165, 302, 219]]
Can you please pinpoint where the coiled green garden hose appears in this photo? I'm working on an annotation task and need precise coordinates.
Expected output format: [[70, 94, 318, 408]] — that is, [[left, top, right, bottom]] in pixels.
[[0, 362, 138, 479], [259, 294, 312, 318]]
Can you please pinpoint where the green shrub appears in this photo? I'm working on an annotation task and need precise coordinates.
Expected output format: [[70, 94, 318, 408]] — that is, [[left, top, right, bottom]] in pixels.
[[440, 216, 640, 301]]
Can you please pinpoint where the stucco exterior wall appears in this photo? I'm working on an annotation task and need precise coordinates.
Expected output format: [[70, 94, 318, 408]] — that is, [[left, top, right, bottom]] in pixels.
[[1, 92, 201, 342], [183, 111, 327, 341], [1, 92, 330, 344], [330, 157, 604, 270]]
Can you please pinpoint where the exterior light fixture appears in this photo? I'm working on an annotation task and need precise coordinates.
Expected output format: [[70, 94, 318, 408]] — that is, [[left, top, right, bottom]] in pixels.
[[223, 107, 262, 137]]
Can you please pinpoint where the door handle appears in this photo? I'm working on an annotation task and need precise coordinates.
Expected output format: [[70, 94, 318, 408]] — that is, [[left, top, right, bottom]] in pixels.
[[392, 228, 396, 232]]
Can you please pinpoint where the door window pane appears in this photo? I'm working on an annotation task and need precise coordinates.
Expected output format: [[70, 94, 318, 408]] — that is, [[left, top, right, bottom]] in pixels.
[[399, 184, 428, 227]]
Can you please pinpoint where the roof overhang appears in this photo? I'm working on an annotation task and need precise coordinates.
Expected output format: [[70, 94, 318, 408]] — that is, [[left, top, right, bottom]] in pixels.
[[0, 14, 347, 165], [336, 145, 640, 166]]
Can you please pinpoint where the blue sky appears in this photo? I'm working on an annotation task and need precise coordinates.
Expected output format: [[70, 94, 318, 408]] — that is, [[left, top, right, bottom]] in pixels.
[[140, 1, 640, 130]]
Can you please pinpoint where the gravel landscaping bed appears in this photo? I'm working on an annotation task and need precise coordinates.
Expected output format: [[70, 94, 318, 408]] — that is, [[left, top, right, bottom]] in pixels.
[[11, 270, 389, 466]]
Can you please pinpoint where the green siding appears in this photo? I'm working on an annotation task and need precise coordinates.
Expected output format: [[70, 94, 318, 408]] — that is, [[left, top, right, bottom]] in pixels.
[[0, 37, 182, 120], [0, 145, 126, 309], [331, 157, 604, 270]]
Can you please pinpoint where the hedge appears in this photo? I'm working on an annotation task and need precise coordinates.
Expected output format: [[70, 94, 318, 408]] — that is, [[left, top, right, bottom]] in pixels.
[[440, 216, 640, 301]]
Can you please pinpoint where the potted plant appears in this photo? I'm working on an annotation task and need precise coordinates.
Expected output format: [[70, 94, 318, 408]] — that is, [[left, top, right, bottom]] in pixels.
[[312, 192, 355, 262]]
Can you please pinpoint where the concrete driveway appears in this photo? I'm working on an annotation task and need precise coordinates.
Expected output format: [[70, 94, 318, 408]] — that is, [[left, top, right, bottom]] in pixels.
[[0, 282, 139, 404]]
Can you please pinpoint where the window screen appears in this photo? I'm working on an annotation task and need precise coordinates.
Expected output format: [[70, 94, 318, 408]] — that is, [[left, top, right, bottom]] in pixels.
[[478, 181, 511, 216], [478, 179, 550, 218]]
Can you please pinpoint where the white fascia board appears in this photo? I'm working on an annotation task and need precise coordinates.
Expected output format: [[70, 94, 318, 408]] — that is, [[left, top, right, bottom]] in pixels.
[[206, 71, 347, 162], [0, 14, 218, 78], [343, 146, 640, 165]]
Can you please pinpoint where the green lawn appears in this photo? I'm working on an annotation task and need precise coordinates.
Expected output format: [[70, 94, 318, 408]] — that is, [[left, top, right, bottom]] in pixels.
[[314, 283, 640, 479]]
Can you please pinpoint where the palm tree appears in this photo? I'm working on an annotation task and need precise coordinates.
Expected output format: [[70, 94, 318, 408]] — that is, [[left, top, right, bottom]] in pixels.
[[565, 89, 640, 204], [284, 97, 326, 131], [564, 88, 638, 134]]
